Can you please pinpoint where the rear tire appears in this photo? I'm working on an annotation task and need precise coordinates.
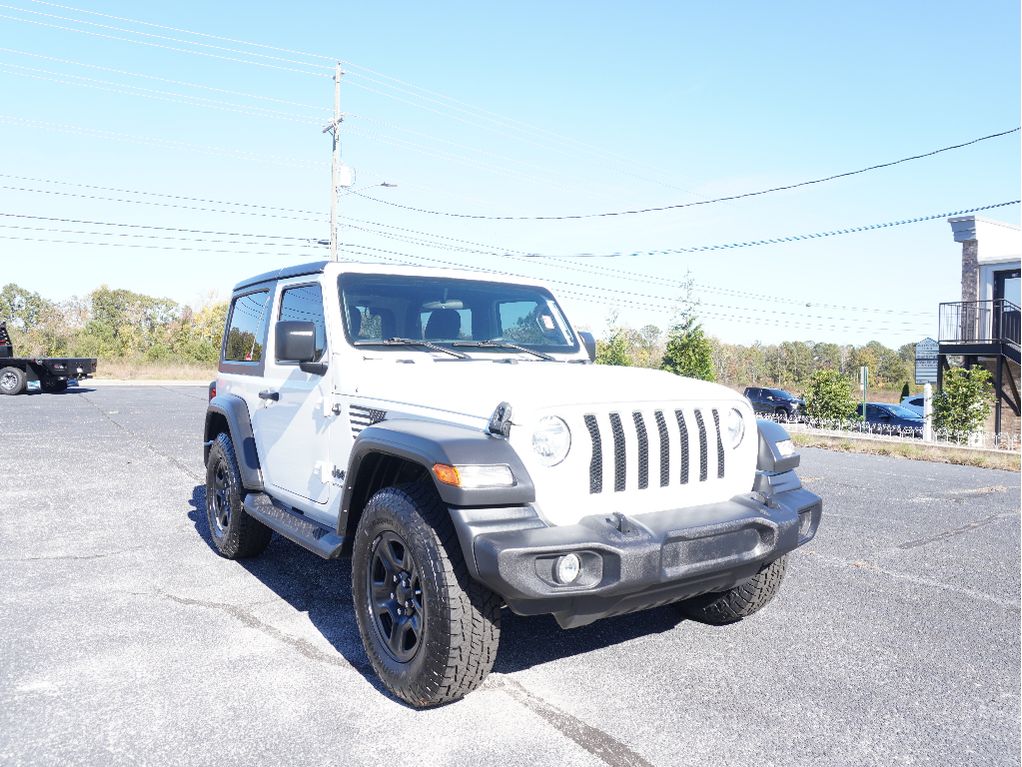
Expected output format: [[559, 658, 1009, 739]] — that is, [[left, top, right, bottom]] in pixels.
[[0, 366, 27, 395], [204, 433, 272, 559], [352, 483, 501, 708], [681, 556, 788, 625]]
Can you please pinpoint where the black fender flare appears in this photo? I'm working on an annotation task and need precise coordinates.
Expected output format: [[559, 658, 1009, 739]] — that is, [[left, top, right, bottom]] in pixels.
[[340, 418, 536, 530], [204, 394, 263, 491]]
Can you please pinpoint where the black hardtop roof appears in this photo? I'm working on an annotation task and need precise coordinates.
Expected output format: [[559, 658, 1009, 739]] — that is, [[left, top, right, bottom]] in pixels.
[[232, 261, 329, 293]]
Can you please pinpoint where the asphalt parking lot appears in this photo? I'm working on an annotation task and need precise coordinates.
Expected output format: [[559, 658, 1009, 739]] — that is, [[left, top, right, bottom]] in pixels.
[[1, 385, 1019, 767]]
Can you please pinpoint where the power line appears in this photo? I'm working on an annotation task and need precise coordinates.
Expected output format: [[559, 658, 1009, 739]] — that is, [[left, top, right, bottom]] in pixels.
[[0, 232, 325, 257], [0, 115, 321, 168], [0, 46, 329, 111], [0, 222, 327, 249], [341, 244, 927, 335], [0, 4, 332, 74], [24, 1, 330, 57], [351, 128, 1021, 220], [0, 174, 995, 317], [0, 174, 327, 217], [0, 183, 327, 222], [0, 11, 330, 77], [12, 2, 710, 197], [341, 242, 925, 329], [0, 63, 323, 124], [519, 201, 1021, 257]]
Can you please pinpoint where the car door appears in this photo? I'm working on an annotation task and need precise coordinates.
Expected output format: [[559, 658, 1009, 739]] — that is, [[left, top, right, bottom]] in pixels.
[[251, 281, 338, 519]]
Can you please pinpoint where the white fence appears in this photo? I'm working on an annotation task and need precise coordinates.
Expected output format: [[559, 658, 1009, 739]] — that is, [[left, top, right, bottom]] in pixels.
[[757, 412, 1021, 453]]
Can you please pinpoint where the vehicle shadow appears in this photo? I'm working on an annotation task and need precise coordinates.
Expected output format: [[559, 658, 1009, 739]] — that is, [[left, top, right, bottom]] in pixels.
[[28, 386, 96, 395], [187, 486, 687, 692]]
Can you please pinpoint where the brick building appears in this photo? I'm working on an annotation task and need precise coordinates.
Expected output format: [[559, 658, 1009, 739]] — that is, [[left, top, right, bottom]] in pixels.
[[938, 215, 1020, 435]]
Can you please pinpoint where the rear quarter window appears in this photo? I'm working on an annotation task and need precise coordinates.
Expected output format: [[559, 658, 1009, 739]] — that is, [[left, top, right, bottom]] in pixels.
[[224, 290, 271, 362]]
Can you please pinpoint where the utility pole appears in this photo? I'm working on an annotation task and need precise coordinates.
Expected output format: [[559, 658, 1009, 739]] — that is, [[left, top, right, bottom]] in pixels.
[[323, 62, 343, 261]]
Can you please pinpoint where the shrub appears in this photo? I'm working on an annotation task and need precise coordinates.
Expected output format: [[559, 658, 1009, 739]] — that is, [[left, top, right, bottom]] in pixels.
[[804, 369, 857, 420], [934, 366, 994, 436]]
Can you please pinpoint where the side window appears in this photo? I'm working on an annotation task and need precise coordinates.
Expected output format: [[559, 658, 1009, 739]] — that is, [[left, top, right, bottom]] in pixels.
[[279, 284, 327, 359], [224, 290, 270, 362]]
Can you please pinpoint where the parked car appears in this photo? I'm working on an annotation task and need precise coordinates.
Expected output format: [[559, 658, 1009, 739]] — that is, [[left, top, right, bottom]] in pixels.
[[901, 394, 924, 416], [855, 403, 924, 436], [744, 386, 805, 421]]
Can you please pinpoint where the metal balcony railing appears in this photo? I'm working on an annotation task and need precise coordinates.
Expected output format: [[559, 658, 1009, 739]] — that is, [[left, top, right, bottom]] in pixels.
[[939, 299, 1021, 349]]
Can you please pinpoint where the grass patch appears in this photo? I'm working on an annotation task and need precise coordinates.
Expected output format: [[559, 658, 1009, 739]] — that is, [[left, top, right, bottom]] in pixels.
[[92, 360, 216, 381], [792, 432, 1020, 472]]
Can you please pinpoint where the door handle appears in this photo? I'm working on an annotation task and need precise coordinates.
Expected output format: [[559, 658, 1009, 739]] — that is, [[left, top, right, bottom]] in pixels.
[[258, 390, 279, 401]]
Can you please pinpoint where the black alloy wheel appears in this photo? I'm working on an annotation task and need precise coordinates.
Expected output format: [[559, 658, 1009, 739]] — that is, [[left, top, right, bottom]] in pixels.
[[209, 457, 233, 540], [203, 432, 271, 559], [366, 531, 425, 663]]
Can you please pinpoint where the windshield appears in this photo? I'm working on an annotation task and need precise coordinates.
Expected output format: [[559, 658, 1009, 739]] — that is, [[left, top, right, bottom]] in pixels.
[[768, 389, 797, 401], [339, 273, 579, 353], [884, 404, 922, 419]]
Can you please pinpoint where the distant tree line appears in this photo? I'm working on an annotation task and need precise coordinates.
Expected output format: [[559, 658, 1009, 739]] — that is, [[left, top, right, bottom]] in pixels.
[[1, 282, 226, 365], [0, 280, 912, 392], [593, 312, 917, 392]]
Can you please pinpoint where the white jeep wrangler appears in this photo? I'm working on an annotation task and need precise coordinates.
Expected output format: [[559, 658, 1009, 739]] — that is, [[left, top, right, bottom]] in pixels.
[[203, 261, 822, 707]]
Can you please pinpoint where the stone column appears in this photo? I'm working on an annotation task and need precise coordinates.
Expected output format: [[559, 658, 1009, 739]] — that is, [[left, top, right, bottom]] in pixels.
[[960, 238, 979, 303]]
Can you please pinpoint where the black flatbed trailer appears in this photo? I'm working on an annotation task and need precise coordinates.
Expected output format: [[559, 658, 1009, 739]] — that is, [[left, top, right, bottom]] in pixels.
[[0, 322, 97, 395]]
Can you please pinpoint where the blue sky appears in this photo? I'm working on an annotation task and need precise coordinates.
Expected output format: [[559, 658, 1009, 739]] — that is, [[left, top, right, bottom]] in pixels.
[[1, 0, 1018, 346]]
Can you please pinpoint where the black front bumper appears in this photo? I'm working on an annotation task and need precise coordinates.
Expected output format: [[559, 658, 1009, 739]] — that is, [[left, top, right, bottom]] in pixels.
[[449, 477, 822, 628]]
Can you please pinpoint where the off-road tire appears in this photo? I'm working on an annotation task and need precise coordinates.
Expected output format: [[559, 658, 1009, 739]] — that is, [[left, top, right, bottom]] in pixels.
[[0, 366, 27, 395], [204, 433, 272, 559], [681, 555, 788, 625], [352, 483, 501, 708], [42, 378, 68, 393]]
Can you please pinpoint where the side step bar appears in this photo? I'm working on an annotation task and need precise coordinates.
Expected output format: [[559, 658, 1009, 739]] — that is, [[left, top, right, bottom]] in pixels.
[[243, 492, 345, 560]]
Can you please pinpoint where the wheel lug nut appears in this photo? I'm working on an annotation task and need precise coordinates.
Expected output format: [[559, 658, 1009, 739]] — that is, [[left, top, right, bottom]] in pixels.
[[390, 592, 394, 599], [397, 608, 403, 615]]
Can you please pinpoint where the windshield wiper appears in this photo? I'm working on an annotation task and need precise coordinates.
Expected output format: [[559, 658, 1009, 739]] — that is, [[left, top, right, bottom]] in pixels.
[[354, 338, 469, 360], [452, 339, 555, 361]]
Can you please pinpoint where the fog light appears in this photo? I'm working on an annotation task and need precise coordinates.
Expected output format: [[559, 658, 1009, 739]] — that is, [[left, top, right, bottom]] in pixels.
[[555, 553, 581, 584]]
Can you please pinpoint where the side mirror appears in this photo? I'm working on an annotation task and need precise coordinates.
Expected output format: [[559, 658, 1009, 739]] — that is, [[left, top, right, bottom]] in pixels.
[[579, 331, 597, 363], [275, 321, 317, 363]]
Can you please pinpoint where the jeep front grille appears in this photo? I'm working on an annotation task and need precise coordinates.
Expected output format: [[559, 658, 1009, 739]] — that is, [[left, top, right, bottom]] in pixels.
[[585, 407, 726, 494]]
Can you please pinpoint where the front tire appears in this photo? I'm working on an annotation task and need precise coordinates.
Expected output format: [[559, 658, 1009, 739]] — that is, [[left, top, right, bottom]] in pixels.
[[204, 433, 272, 559], [681, 556, 788, 625], [352, 483, 501, 708], [0, 366, 27, 395]]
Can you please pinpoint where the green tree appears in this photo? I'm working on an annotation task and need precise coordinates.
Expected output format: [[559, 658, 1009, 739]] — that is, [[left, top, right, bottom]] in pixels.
[[0, 283, 53, 330], [595, 329, 632, 366], [934, 366, 994, 436], [811, 342, 842, 372], [660, 315, 715, 381], [803, 369, 857, 420]]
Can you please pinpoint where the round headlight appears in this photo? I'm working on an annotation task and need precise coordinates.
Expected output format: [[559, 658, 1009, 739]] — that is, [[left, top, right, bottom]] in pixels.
[[532, 416, 571, 466], [726, 407, 745, 448]]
